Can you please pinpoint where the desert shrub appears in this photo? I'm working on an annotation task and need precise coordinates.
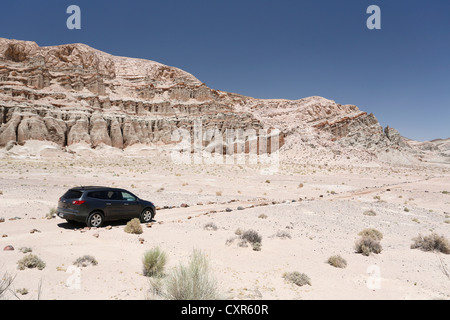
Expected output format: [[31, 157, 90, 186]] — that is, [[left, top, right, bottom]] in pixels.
[[241, 229, 262, 244], [16, 288, 28, 296], [143, 247, 167, 277], [225, 236, 237, 246], [17, 254, 46, 270], [411, 233, 450, 254], [252, 242, 262, 251], [163, 249, 221, 300], [327, 255, 347, 268], [283, 271, 311, 286], [124, 218, 143, 234], [355, 237, 382, 256], [258, 214, 268, 219], [19, 247, 32, 254], [358, 228, 383, 241], [203, 222, 218, 231], [274, 230, 291, 239], [148, 276, 165, 297], [45, 207, 57, 219], [237, 239, 248, 248], [73, 255, 98, 267], [363, 210, 377, 216]]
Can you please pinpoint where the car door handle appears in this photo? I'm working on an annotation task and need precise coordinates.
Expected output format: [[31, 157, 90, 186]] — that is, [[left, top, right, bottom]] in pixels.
[[106, 203, 111, 205], [124, 203, 129, 206]]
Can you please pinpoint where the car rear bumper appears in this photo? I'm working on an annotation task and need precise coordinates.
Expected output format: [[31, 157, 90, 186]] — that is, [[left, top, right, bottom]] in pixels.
[[56, 207, 87, 223]]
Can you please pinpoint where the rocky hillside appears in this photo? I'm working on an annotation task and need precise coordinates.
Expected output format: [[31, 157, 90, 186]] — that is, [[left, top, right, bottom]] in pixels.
[[0, 38, 431, 164]]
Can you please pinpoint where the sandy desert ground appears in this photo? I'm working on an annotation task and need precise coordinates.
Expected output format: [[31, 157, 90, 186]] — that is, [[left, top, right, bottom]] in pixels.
[[1, 141, 450, 300]]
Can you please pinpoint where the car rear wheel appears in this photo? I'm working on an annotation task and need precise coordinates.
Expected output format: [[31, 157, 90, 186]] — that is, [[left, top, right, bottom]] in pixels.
[[140, 208, 154, 223], [87, 211, 104, 228]]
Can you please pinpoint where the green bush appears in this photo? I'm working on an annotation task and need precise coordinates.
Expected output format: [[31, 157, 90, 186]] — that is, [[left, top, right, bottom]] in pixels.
[[143, 247, 167, 277]]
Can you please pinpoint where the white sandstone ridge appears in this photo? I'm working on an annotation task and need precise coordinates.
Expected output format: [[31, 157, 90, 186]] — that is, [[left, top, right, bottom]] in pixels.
[[0, 37, 442, 164]]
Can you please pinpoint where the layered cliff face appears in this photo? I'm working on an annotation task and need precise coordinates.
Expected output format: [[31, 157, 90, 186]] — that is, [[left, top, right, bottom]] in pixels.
[[0, 38, 411, 162], [0, 38, 271, 153]]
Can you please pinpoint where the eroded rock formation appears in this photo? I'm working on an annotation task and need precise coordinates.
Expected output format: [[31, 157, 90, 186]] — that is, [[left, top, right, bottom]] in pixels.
[[0, 38, 413, 160]]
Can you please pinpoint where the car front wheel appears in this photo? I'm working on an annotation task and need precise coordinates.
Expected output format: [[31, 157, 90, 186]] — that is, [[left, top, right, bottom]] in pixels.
[[140, 208, 154, 223], [87, 211, 104, 227]]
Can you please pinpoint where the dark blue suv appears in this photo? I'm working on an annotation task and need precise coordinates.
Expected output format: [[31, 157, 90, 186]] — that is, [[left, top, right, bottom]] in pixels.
[[57, 186, 156, 227]]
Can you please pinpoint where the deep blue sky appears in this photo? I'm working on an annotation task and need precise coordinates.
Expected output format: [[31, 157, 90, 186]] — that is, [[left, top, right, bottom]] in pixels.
[[1, 0, 449, 141]]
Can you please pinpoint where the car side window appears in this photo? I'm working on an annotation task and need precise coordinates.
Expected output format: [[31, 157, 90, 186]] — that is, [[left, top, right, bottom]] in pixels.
[[109, 191, 123, 201], [122, 192, 136, 201], [87, 191, 107, 199]]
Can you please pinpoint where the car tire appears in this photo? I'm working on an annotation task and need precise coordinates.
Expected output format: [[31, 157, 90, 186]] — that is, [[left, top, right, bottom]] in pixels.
[[140, 208, 154, 223], [87, 211, 104, 228]]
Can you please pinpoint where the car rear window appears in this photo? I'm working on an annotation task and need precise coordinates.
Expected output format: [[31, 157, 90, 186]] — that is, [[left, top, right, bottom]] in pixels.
[[62, 190, 83, 199]]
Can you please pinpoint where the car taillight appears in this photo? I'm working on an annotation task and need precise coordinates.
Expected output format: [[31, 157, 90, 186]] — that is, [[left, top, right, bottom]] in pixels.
[[72, 200, 86, 205]]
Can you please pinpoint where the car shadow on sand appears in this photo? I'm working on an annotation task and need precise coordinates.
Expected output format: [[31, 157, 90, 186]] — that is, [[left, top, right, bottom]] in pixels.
[[57, 219, 156, 230]]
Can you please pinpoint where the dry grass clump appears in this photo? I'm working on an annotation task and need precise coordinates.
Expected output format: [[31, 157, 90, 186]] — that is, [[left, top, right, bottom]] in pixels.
[[241, 229, 262, 244], [73, 255, 98, 267], [355, 228, 383, 256], [143, 247, 167, 277], [355, 237, 382, 256], [358, 228, 383, 241], [226, 229, 263, 251], [411, 233, 450, 254], [19, 247, 32, 253], [241, 229, 263, 251], [124, 218, 143, 234], [283, 271, 311, 287], [0, 272, 15, 298], [150, 249, 221, 300], [363, 210, 377, 216], [45, 207, 57, 219], [203, 222, 218, 231], [274, 230, 292, 239], [17, 254, 46, 270], [327, 255, 347, 268]]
